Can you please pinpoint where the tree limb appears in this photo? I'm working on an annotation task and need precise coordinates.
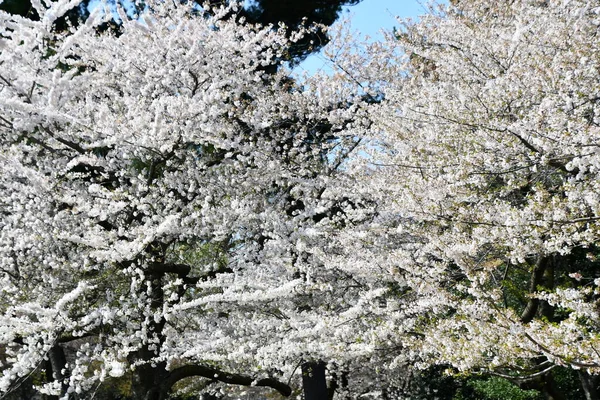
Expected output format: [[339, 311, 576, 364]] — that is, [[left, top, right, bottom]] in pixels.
[[165, 364, 292, 397], [520, 255, 549, 323], [148, 262, 192, 276], [490, 364, 555, 382]]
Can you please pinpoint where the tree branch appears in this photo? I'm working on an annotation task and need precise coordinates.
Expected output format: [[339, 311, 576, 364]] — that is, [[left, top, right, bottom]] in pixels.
[[148, 262, 192, 276], [165, 364, 292, 397], [521, 255, 549, 323], [41, 126, 86, 154], [490, 364, 555, 382]]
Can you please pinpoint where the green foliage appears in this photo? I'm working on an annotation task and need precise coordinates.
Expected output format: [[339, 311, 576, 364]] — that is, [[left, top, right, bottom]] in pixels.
[[458, 377, 542, 400], [501, 265, 531, 311], [171, 241, 229, 273], [552, 367, 586, 400], [398, 366, 587, 400]]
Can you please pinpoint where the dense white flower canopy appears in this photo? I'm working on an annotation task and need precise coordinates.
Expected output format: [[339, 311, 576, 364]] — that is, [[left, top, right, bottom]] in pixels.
[[349, 0, 600, 379], [0, 1, 382, 398]]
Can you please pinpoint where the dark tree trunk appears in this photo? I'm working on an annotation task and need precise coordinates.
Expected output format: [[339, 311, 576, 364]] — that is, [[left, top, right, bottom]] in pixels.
[[45, 343, 68, 400], [129, 353, 171, 400], [302, 361, 328, 400], [328, 367, 349, 400], [521, 256, 550, 323], [127, 256, 292, 399], [579, 371, 600, 400], [129, 265, 170, 400]]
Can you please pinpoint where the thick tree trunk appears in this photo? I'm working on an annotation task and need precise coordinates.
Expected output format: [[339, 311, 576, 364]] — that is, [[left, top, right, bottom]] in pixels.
[[127, 257, 292, 399], [328, 367, 349, 400], [579, 371, 600, 400], [130, 263, 170, 400], [521, 256, 550, 323], [45, 343, 68, 400], [302, 361, 328, 400], [129, 352, 171, 400]]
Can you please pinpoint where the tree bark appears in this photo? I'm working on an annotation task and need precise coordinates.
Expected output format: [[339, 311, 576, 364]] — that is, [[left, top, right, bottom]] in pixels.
[[45, 343, 68, 400], [521, 255, 550, 323], [130, 358, 170, 400], [579, 371, 600, 400], [165, 364, 292, 397], [328, 367, 349, 400], [129, 266, 169, 400], [302, 361, 328, 400], [130, 245, 291, 399], [539, 256, 555, 320]]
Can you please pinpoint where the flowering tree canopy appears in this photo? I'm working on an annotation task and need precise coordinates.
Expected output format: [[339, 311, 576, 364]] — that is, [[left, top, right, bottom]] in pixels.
[[345, 0, 600, 397], [0, 1, 378, 398]]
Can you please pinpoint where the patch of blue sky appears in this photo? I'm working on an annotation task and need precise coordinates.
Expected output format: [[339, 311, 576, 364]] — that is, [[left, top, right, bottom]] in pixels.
[[85, 0, 139, 21], [294, 0, 436, 77]]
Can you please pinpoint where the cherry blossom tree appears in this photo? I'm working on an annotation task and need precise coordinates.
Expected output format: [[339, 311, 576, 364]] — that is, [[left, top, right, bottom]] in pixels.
[[343, 0, 600, 398], [0, 1, 379, 399]]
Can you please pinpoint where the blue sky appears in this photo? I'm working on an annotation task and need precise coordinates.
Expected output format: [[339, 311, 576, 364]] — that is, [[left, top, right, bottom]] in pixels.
[[295, 0, 432, 76], [341, 0, 428, 37]]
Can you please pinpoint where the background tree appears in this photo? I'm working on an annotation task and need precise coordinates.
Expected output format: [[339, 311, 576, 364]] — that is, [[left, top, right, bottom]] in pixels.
[[340, 0, 600, 399], [0, 0, 91, 31], [242, 0, 361, 62]]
